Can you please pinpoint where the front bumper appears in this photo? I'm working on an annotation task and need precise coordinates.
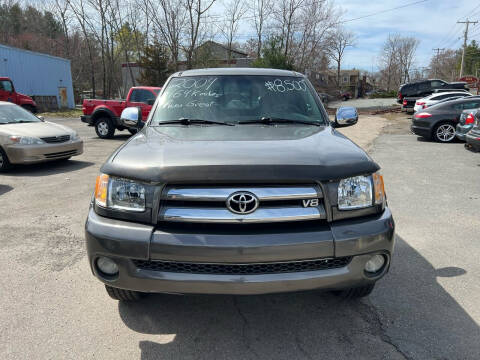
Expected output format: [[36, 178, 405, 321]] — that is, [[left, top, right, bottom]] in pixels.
[[85, 207, 395, 295], [5, 139, 83, 164], [81, 115, 93, 125], [411, 122, 431, 138]]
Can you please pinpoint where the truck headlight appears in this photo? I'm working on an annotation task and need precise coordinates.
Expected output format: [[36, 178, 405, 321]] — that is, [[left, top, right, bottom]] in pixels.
[[94, 174, 146, 212], [9, 135, 45, 145], [338, 172, 385, 210]]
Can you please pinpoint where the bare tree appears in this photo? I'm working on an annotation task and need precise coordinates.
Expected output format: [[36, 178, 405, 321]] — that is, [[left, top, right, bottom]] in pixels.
[[398, 36, 419, 83], [183, 0, 216, 69], [148, 0, 186, 70], [220, 0, 247, 63], [428, 49, 460, 81], [250, 0, 271, 58], [326, 26, 356, 87], [274, 0, 304, 58]]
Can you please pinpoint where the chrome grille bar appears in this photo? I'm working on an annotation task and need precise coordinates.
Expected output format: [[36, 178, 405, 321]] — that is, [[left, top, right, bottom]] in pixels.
[[165, 186, 320, 201], [163, 206, 325, 223]]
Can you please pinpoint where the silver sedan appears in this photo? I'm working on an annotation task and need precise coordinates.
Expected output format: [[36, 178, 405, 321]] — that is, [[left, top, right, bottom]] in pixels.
[[0, 101, 83, 171]]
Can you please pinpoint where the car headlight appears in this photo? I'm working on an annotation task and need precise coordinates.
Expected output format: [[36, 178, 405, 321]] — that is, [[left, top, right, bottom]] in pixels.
[[9, 135, 45, 145], [70, 131, 79, 140], [95, 174, 146, 212], [338, 172, 385, 210]]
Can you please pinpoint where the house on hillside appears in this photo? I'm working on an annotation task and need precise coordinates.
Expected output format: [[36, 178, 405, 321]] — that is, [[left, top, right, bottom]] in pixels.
[[307, 69, 363, 98], [179, 41, 254, 69]]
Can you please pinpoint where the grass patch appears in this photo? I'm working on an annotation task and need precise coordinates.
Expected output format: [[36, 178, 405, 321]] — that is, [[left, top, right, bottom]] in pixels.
[[39, 108, 83, 118]]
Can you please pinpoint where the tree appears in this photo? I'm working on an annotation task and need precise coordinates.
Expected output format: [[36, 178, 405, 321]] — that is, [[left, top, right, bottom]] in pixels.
[[249, 0, 271, 58], [252, 35, 294, 70], [326, 27, 356, 88], [221, 0, 247, 63], [429, 49, 460, 81], [138, 41, 172, 86], [183, 0, 216, 69]]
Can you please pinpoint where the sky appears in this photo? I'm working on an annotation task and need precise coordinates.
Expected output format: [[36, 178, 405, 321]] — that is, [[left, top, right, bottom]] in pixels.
[[211, 0, 480, 72], [338, 0, 480, 72]]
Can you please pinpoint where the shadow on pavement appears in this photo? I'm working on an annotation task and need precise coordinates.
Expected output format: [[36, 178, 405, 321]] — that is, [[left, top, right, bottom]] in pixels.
[[0, 184, 13, 195], [118, 235, 479, 360], [4, 159, 94, 177]]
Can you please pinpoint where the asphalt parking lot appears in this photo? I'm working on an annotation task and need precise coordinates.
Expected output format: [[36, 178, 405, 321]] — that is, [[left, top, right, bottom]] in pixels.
[[1, 115, 479, 359]]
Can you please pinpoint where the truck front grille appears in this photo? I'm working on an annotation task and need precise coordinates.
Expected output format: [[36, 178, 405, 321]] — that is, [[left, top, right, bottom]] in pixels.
[[133, 257, 352, 275], [158, 184, 326, 224], [41, 135, 70, 143]]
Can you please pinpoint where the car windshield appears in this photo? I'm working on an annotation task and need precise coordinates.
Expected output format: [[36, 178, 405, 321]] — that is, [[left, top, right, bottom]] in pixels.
[[151, 75, 326, 125], [0, 104, 41, 124]]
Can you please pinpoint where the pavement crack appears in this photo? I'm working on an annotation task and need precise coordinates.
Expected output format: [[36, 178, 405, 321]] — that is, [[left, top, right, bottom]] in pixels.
[[232, 297, 260, 359], [354, 300, 412, 360]]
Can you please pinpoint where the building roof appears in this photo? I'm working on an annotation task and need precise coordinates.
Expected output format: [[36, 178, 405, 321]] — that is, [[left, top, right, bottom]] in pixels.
[[172, 67, 304, 77], [196, 40, 249, 57], [0, 43, 70, 63]]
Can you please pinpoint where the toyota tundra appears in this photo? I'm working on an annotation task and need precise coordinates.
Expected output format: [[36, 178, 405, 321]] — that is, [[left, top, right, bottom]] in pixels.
[[85, 68, 395, 301]]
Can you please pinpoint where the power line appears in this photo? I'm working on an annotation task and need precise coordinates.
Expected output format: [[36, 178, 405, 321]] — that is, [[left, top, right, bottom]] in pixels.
[[338, 0, 430, 24]]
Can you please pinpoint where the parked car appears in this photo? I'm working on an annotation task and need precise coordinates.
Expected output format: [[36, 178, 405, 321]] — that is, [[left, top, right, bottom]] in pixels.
[[466, 114, 480, 151], [0, 101, 83, 171], [456, 109, 479, 141], [86, 68, 394, 302], [0, 77, 37, 113], [81, 86, 161, 138], [397, 79, 468, 104], [413, 91, 472, 112], [411, 96, 480, 142]]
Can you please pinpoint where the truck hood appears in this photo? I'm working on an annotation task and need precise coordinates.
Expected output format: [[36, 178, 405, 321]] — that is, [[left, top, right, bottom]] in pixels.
[[101, 125, 379, 183], [0, 121, 74, 138]]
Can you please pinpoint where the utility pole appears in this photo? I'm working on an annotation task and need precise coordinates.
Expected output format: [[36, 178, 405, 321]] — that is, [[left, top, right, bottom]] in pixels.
[[458, 19, 478, 78], [432, 48, 444, 78]]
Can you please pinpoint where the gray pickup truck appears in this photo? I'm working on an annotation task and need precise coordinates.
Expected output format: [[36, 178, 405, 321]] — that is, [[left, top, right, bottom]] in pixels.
[[86, 68, 394, 301]]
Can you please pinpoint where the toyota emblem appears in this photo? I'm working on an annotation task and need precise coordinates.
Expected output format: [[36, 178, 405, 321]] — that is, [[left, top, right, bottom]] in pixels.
[[226, 191, 259, 214]]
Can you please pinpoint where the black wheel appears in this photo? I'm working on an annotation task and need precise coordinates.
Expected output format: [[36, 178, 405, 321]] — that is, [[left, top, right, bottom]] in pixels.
[[433, 122, 456, 143], [105, 285, 144, 301], [21, 104, 37, 113], [95, 117, 115, 139], [128, 128, 138, 135], [0, 147, 12, 172], [332, 283, 375, 299]]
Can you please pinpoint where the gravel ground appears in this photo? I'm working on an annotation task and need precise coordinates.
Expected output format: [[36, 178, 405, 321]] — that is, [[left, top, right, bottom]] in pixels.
[[1, 114, 479, 359], [329, 98, 398, 110]]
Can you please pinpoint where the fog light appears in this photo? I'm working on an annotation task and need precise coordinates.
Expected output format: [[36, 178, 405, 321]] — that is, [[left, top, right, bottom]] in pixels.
[[96, 257, 119, 275], [365, 254, 385, 273]]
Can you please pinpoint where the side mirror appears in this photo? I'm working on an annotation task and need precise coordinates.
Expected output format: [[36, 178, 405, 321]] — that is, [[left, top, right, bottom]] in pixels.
[[121, 107, 143, 129], [334, 106, 358, 128]]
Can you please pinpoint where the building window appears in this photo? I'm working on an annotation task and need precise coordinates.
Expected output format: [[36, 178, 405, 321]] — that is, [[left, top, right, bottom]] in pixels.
[[343, 76, 348, 83], [321, 76, 325, 81], [316, 74, 319, 79]]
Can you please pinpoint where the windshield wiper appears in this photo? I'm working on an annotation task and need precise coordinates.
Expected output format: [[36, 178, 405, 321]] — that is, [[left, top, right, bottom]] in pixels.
[[157, 118, 234, 126], [0, 120, 36, 124], [238, 117, 321, 126]]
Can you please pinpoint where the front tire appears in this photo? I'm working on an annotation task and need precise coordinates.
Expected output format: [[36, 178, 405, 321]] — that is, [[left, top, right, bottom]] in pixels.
[[433, 122, 456, 143], [0, 147, 12, 172], [332, 283, 375, 299], [105, 285, 144, 301], [95, 117, 115, 139]]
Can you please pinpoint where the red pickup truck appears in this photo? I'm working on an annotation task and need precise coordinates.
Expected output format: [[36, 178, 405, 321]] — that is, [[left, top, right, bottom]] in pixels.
[[81, 86, 161, 138], [0, 77, 37, 113]]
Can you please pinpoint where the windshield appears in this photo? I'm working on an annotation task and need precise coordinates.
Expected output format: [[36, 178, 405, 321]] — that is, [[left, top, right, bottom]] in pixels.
[[0, 104, 41, 124], [151, 75, 326, 125]]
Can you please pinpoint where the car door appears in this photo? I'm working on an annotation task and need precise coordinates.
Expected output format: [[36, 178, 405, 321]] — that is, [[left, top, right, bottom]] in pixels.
[[0, 80, 15, 102], [128, 89, 157, 120]]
